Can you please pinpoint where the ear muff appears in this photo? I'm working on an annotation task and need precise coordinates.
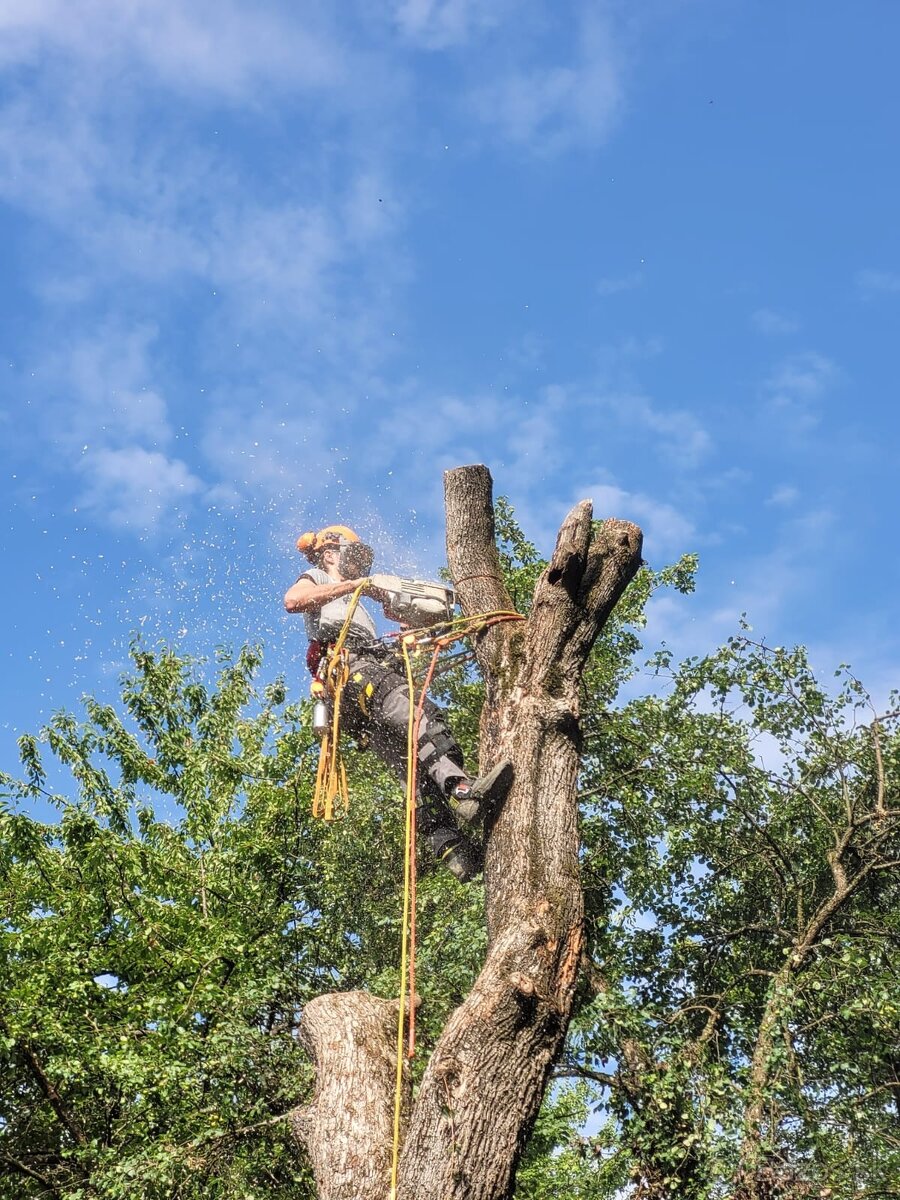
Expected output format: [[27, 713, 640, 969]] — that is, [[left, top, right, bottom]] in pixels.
[[296, 531, 318, 559]]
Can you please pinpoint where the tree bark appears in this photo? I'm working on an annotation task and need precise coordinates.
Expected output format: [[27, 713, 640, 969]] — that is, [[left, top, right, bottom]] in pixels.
[[292, 465, 642, 1200], [291, 992, 410, 1200]]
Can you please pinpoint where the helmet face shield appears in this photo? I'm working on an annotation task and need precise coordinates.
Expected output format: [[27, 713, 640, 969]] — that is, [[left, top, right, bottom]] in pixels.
[[338, 540, 374, 578]]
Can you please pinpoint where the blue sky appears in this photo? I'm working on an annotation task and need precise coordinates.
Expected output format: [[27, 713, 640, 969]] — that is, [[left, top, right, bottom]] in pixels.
[[2, 0, 899, 765]]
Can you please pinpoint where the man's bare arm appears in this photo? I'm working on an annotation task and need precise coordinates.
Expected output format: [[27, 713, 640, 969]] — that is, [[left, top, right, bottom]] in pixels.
[[284, 576, 382, 614]]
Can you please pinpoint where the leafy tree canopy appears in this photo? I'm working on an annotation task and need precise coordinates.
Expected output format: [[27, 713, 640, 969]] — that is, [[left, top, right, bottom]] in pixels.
[[1, 503, 898, 1199]]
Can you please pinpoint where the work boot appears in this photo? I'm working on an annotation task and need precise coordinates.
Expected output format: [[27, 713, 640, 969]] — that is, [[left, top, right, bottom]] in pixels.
[[433, 831, 482, 882], [448, 760, 514, 825]]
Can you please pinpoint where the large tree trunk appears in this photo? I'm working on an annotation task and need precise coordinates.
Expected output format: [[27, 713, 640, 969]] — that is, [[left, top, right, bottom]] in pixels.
[[292, 465, 642, 1200]]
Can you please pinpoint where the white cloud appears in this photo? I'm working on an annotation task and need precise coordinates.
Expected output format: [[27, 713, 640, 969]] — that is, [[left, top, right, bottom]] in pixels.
[[582, 481, 695, 559], [54, 326, 172, 450], [341, 170, 404, 245], [622, 395, 712, 468], [200, 397, 337, 501], [0, 93, 109, 222], [356, 374, 713, 548], [0, 0, 409, 364], [706, 506, 836, 634], [595, 336, 664, 370], [0, 0, 344, 100], [392, 0, 511, 49], [752, 307, 798, 335], [501, 331, 546, 372], [765, 484, 799, 507], [856, 268, 900, 296], [0, 84, 403, 353], [28, 323, 208, 533], [582, 388, 711, 469], [79, 447, 202, 530], [764, 351, 838, 431], [470, 9, 624, 152], [505, 384, 568, 477]]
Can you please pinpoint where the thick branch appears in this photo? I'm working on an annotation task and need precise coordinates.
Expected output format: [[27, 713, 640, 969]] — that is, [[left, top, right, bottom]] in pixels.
[[444, 465, 517, 680], [0, 1155, 64, 1198], [443, 464, 514, 615], [740, 851, 887, 1174], [554, 1065, 618, 1089], [290, 991, 408, 1200], [486, 502, 642, 932], [525, 506, 642, 692]]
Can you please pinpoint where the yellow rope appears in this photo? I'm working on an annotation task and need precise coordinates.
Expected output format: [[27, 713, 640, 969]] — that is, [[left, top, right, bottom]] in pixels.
[[389, 636, 418, 1199], [312, 580, 369, 820]]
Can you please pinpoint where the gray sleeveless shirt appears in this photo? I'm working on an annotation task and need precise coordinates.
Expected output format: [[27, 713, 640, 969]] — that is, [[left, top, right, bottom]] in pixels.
[[298, 568, 377, 646]]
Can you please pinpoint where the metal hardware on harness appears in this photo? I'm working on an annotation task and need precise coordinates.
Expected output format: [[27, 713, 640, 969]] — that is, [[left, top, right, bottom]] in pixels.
[[312, 698, 328, 737]]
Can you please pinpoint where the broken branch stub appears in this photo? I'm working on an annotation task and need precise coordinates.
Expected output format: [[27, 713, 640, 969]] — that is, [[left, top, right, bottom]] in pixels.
[[291, 992, 409, 1200]]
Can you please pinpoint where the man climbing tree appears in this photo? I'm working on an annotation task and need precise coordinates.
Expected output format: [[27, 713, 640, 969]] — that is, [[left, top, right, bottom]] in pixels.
[[283, 523, 513, 880], [289, 469, 643, 1200]]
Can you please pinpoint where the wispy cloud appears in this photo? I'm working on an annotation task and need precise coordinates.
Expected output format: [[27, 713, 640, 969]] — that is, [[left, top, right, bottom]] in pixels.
[[764, 351, 838, 431], [29, 324, 204, 532], [79, 447, 202, 530], [620, 394, 712, 468], [752, 307, 799, 336], [579, 384, 711, 469], [856, 268, 900, 297], [597, 270, 643, 296], [469, 8, 625, 153], [0, 83, 401, 345], [765, 484, 799, 507], [581, 481, 695, 560], [0, 2, 410, 371], [47, 325, 173, 451], [706, 506, 836, 634], [392, 0, 512, 49], [0, 0, 344, 99]]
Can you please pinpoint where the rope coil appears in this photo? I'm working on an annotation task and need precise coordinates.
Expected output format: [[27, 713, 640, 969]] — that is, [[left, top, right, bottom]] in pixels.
[[311, 581, 368, 820]]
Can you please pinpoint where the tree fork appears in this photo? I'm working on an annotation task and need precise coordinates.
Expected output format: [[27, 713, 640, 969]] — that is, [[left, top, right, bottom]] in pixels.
[[292, 465, 642, 1200]]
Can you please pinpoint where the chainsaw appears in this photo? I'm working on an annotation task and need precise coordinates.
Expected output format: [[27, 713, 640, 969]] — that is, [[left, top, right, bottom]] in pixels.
[[368, 573, 457, 629]]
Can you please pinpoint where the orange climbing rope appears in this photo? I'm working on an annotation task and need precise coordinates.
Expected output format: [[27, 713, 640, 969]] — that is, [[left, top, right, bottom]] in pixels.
[[388, 610, 524, 1196], [395, 611, 523, 1055]]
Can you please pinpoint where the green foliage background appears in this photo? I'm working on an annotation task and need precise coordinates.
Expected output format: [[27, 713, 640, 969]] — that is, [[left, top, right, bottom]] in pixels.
[[2, 504, 898, 1199]]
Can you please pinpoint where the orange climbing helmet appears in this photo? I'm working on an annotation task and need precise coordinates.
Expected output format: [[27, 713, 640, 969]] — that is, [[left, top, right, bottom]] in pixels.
[[296, 524, 374, 576], [296, 524, 361, 560]]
